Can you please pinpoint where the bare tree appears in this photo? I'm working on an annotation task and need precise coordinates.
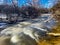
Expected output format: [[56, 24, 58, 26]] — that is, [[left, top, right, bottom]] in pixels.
[[12, 0, 18, 6], [26, 0, 40, 8]]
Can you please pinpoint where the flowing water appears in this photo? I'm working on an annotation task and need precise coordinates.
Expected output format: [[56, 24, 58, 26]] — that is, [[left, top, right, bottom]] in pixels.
[[0, 14, 58, 45]]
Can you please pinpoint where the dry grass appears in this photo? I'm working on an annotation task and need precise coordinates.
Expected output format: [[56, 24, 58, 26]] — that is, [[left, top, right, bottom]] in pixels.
[[37, 36, 60, 45]]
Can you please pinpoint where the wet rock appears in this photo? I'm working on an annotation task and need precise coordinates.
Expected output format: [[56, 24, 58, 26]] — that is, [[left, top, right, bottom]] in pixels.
[[11, 33, 37, 45], [0, 33, 37, 45], [0, 26, 23, 36], [23, 26, 47, 41], [0, 21, 32, 36]]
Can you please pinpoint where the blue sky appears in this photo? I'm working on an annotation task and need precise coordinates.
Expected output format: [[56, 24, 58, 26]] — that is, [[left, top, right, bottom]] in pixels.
[[0, 0, 58, 8], [18, 0, 58, 8]]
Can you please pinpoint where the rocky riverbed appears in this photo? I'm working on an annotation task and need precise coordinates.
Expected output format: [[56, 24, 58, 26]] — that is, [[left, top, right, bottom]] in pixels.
[[0, 14, 59, 45]]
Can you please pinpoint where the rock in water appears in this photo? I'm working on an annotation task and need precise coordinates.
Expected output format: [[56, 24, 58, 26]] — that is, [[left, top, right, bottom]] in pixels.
[[0, 21, 37, 45], [0, 33, 37, 45], [11, 33, 37, 45]]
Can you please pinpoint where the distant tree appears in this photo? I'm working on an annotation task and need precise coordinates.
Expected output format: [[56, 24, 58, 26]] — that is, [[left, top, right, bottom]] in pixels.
[[20, 6, 40, 19], [32, 0, 40, 8], [26, 0, 40, 8], [17, 0, 41, 19]]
